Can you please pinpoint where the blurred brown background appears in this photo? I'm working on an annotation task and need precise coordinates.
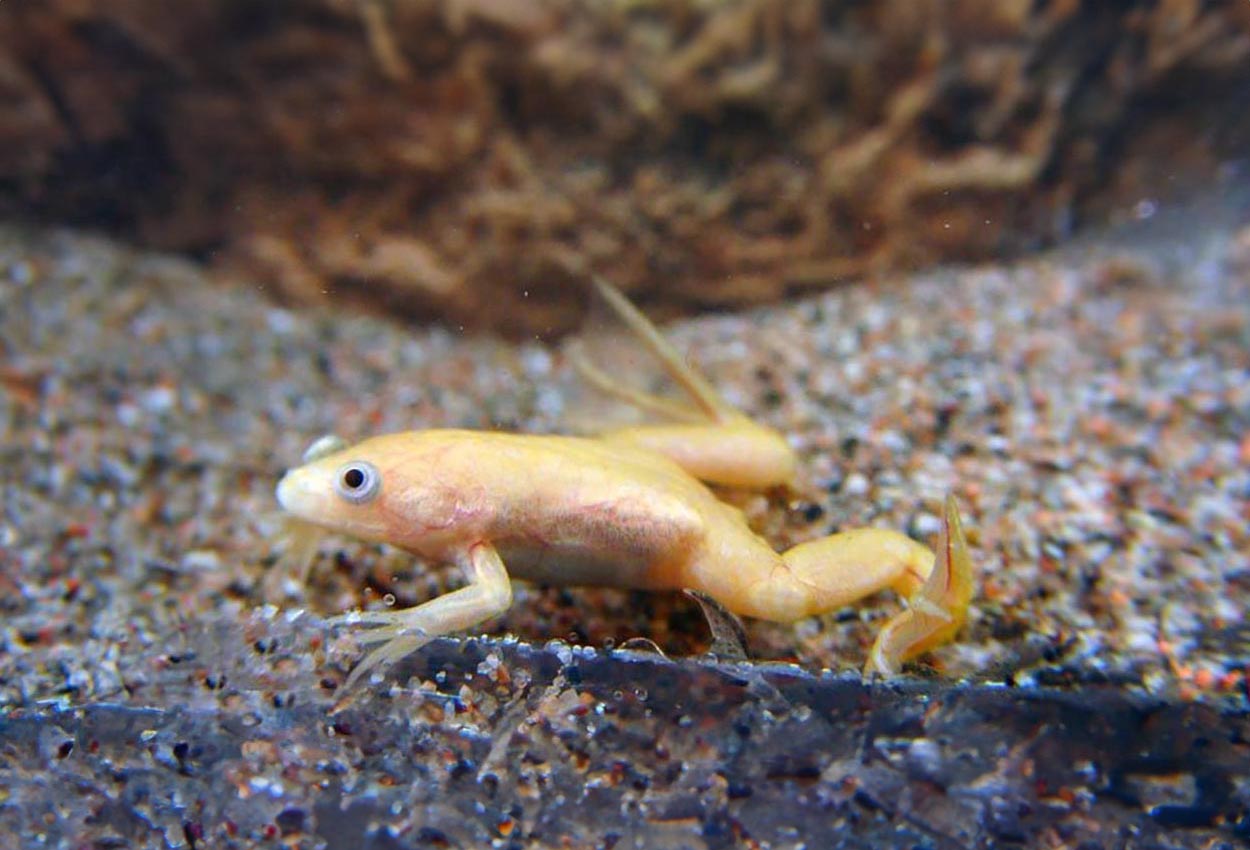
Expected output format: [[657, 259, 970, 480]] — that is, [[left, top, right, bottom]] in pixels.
[[2, 0, 1247, 334]]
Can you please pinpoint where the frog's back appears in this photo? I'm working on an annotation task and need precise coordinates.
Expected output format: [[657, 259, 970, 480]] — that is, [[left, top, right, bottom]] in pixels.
[[406, 430, 743, 589], [411, 429, 716, 504]]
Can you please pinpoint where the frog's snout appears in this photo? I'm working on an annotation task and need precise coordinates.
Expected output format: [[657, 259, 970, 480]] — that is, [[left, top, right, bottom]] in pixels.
[[276, 468, 320, 520]]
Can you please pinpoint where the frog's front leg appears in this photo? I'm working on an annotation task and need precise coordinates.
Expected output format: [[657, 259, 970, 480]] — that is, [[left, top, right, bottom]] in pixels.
[[331, 542, 513, 691]]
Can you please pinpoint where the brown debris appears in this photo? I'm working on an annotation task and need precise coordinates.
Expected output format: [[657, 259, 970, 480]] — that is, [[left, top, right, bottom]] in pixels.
[[1, 0, 1248, 334]]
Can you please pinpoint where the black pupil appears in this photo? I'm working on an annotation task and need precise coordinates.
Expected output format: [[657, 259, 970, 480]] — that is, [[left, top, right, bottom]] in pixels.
[[343, 467, 366, 489]]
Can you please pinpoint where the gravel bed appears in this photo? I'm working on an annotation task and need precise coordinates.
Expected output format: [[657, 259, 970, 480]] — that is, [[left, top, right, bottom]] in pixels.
[[0, 209, 1248, 846]]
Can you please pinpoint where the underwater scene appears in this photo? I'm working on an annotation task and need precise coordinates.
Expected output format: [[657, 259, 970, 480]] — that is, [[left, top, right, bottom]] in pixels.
[[1, 2, 1248, 848]]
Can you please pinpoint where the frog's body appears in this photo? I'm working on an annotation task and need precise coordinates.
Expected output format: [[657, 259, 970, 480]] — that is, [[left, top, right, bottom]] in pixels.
[[275, 279, 974, 691]]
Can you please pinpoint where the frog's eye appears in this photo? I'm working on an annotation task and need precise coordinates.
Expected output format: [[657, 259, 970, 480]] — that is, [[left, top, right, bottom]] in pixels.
[[334, 461, 380, 504]]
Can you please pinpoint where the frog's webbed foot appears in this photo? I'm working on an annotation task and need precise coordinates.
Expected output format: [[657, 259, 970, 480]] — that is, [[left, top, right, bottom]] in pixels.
[[571, 277, 800, 491], [570, 276, 738, 425], [864, 494, 974, 675], [567, 340, 710, 425], [334, 626, 433, 696], [331, 542, 513, 693]]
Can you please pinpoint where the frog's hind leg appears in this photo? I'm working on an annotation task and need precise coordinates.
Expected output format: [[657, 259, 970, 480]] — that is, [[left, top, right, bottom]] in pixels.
[[331, 542, 513, 693], [735, 495, 973, 672]]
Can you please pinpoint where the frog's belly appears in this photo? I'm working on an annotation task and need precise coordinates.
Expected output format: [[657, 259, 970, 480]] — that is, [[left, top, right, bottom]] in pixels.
[[486, 477, 708, 591], [497, 539, 673, 590]]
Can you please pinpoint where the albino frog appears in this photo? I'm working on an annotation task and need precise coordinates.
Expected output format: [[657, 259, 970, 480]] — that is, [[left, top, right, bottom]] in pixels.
[[276, 279, 974, 690]]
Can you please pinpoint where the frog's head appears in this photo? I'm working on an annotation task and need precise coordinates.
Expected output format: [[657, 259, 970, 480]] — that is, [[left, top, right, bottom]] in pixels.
[[276, 434, 393, 544]]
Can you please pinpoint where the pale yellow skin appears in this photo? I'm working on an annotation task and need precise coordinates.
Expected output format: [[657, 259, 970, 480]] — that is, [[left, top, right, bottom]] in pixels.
[[276, 280, 974, 691]]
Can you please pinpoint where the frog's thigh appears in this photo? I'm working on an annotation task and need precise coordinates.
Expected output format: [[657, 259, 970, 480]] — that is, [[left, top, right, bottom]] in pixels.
[[336, 543, 513, 689], [601, 421, 798, 491], [688, 528, 933, 623]]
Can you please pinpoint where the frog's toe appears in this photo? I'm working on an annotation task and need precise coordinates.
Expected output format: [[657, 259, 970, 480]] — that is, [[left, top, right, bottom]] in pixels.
[[327, 607, 410, 627], [340, 630, 434, 691], [353, 623, 430, 647]]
